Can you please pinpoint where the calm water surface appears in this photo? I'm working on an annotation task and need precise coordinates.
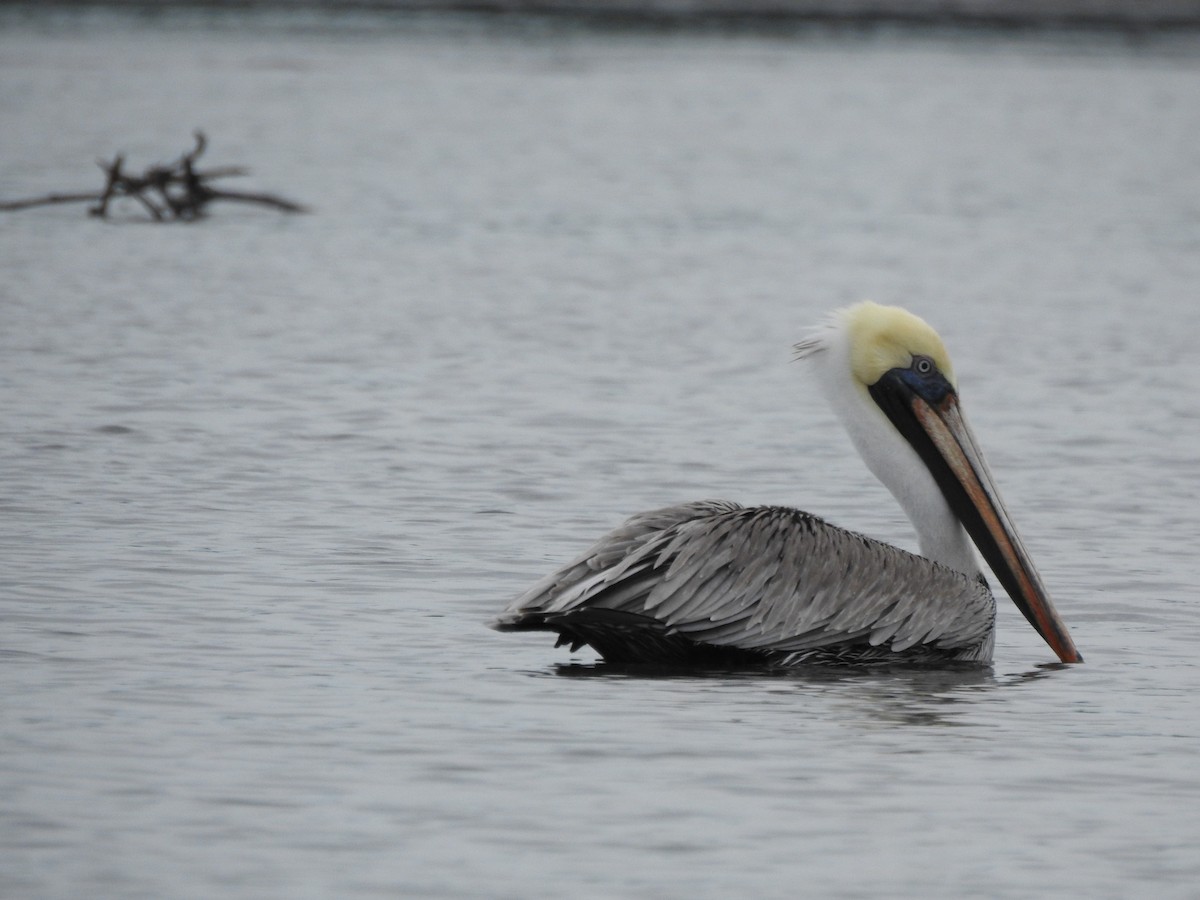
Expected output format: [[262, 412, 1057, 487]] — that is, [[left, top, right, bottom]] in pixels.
[[2, 11, 1199, 899]]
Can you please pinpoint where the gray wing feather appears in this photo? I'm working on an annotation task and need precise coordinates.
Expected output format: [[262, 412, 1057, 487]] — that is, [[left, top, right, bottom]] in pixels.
[[496, 502, 996, 663]]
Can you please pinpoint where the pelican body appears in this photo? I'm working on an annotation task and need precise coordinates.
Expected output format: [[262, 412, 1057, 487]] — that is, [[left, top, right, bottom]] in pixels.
[[494, 303, 1081, 666]]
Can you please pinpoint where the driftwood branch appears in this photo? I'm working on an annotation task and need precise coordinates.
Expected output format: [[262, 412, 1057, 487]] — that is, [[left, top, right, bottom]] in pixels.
[[0, 192, 100, 212], [0, 131, 307, 221]]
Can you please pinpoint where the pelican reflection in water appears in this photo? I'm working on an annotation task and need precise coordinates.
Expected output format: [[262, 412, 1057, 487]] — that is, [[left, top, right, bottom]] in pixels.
[[493, 303, 1081, 667]]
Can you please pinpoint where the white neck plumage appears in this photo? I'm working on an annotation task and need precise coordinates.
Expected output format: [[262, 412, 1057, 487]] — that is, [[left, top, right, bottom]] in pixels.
[[804, 319, 982, 579]]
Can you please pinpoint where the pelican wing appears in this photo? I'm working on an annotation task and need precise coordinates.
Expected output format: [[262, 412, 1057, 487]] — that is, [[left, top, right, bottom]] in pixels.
[[494, 502, 996, 665]]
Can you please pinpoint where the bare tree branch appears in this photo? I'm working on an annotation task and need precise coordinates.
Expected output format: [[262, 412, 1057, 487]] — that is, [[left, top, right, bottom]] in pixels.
[[1, 132, 307, 221]]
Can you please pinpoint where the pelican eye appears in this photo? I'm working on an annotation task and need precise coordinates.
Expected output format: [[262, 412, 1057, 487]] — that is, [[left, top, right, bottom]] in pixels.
[[913, 356, 935, 376]]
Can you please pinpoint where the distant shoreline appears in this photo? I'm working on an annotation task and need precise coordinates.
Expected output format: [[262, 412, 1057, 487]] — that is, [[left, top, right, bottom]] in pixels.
[[9, 0, 1200, 31]]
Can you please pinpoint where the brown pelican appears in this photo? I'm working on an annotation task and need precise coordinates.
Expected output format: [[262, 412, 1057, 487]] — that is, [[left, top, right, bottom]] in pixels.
[[493, 302, 1081, 666]]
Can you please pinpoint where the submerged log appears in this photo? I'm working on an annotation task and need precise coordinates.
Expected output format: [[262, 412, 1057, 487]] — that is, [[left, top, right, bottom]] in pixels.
[[0, 132, 307, 221]]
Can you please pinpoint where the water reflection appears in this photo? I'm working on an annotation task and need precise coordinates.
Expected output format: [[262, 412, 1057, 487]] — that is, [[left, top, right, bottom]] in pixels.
[[547, 659, 1069, 728]]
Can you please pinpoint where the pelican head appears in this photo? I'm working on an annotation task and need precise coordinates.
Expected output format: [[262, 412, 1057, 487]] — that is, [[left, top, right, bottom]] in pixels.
[[797, 302, 1081, 664]]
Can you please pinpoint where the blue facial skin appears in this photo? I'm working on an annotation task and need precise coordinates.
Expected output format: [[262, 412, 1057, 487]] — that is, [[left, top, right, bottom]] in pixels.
[[890, 356, 956, 408]]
